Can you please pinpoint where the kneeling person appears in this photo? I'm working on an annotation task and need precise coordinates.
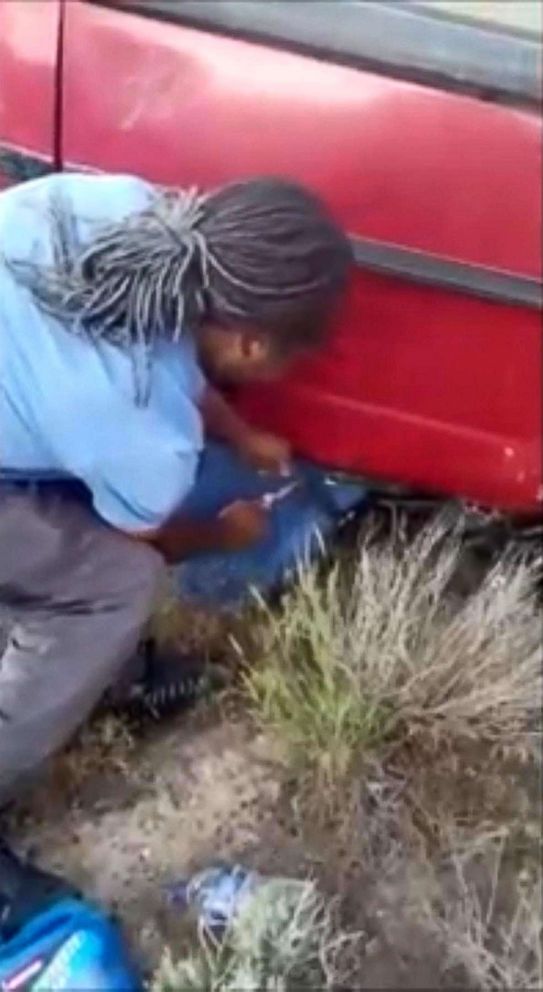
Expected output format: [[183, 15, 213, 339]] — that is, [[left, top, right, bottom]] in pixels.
[[0, 171, 351, 802]]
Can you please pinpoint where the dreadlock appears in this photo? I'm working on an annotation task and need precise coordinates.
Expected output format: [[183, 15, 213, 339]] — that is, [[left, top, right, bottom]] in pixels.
[[8, 176, 352, 402]]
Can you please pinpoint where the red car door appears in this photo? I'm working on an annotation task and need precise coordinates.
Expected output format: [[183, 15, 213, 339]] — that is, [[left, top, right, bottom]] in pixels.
[[0, 0, 61, 190], [59, 0, 542, 513]]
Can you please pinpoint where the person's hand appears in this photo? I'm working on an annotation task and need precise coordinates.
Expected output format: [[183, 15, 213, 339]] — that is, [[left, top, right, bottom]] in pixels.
[[237, 430, 292, 475], [218, 499, 269, 551]]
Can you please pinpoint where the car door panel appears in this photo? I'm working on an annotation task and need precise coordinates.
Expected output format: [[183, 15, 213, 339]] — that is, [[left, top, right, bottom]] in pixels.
[[0, 0, 60, 190], [60, 0, 542, 511]]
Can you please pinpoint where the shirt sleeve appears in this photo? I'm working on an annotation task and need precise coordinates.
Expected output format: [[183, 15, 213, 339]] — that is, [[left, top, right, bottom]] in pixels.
[[56, 379, 202, 533], [90, 442, 200, 533]]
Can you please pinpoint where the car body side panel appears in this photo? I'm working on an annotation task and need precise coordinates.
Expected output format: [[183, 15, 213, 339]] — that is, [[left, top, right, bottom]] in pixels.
[[0, 0, 60, 189], [60, 1, 542, 510]]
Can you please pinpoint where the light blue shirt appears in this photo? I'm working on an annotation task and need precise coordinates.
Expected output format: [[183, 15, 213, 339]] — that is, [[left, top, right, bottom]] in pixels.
[[0, 173, 205, 531]]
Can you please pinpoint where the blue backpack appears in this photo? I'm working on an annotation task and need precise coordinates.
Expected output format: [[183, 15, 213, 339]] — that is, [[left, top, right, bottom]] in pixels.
[[0, 844, 140, 992]]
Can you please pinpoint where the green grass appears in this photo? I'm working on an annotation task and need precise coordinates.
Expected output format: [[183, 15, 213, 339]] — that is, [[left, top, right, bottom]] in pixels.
[[245, 514, 542, 803], [152, 878, 359, 992], [242, 515, 542, 989]]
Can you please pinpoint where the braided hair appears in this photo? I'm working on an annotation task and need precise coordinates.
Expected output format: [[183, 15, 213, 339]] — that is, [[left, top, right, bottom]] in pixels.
[[9, 176, 352, 402]]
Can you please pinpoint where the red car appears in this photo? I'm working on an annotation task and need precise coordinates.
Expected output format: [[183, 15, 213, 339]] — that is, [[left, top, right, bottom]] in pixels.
[[1, 0, 541, 514]]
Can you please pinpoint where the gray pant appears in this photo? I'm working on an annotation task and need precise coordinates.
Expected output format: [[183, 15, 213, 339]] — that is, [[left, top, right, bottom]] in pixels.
[[0, 484, 164, 805]]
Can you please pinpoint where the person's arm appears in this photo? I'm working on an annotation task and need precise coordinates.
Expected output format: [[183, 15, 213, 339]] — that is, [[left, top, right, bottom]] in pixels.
[[136, 499, 268, 564], [80, 386, 272, 560], [200, 385, 292, 474], [199, 385, 251, 450]]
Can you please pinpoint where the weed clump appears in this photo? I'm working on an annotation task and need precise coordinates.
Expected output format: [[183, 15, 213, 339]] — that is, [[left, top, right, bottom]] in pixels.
[[244, 515, 542, 989], [152, 879, 359, 992], [246, 515, 541, 809]]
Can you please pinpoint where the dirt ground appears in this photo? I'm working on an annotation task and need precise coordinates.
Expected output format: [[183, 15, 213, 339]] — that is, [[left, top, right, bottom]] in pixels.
[[4, 532, 539, 989], [6, 706, 447, 989], [6, 713, 306, 966]]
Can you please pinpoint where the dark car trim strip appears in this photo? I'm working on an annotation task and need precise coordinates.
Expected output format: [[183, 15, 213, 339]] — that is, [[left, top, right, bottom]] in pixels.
[[350, 237, 542, 310], [90, 0, 541, 105]]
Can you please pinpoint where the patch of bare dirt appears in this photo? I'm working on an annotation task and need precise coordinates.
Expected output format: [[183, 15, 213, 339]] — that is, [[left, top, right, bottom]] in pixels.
[[5, 710, 451, 988], [5, 702, 540, 989], [5, 715, 301, 970]]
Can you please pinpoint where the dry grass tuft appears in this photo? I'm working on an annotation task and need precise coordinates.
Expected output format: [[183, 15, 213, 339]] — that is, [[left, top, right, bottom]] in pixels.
[[152, 878, 360, 992], [420, 830, 542, 991], [244, 513, 542, 989], [245, 514, 542, 813]]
